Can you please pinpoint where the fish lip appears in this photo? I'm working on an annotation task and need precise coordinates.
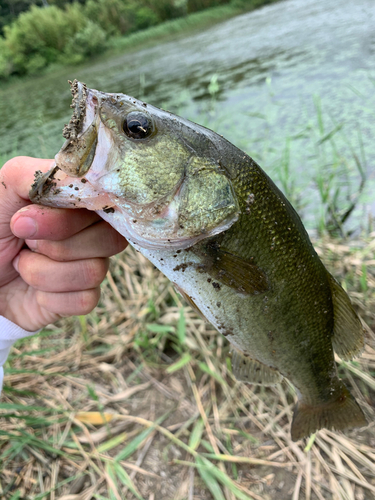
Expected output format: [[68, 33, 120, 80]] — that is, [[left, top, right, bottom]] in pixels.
[[29, 165, 60, 202], [55, 81, 100, 178], [62, 80, 88, 141], [30, 80, 100, 201]]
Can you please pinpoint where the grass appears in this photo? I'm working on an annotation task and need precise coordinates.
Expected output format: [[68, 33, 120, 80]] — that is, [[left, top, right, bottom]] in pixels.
[[1, 235, 374, 499], [0, 30, 374, 498]]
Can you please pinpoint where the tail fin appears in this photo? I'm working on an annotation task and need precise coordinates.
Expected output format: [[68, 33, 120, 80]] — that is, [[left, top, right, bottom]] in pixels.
[[291, 383, 367, 441]]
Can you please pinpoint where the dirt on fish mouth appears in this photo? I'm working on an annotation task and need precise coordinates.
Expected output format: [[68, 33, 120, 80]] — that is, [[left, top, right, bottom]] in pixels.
[[29, 80, 88, 203], [30, 166, 60, 202], [62, 79, 88, 141]]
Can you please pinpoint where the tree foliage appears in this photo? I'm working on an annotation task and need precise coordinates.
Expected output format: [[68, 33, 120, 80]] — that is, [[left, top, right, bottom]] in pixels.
[[0, 0, 86, 34], [0, 0, 236, 79]]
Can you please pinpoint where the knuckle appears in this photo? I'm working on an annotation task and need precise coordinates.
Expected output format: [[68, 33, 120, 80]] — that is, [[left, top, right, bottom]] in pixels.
[[106, 227, 127, 251], [38, 240, 72, 261], [77, 288, 101, 314], [82, 258, 109, 287], [18, 252, 41, 287]]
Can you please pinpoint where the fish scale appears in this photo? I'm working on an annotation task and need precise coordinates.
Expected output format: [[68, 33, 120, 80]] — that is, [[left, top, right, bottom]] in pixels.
[[30, 80, 367, 441]]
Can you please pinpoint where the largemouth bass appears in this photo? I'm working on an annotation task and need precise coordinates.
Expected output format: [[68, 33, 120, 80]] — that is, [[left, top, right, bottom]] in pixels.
[[30, 80, 367, 441]]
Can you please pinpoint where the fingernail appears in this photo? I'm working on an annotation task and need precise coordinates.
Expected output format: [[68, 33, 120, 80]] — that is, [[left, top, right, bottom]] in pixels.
[[12, 217, 38, 238], [26, 239, 38, 251], [13, 255, 20, 273]]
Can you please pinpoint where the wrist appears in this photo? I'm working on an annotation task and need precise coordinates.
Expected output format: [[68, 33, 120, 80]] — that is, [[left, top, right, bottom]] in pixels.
[[0, 303, 45, 332], [0, 315, 41, 340], [0, 316, 41, 395]]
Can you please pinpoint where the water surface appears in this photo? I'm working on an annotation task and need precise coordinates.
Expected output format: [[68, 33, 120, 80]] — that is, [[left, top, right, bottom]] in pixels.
[[1, 0, 374, 231]]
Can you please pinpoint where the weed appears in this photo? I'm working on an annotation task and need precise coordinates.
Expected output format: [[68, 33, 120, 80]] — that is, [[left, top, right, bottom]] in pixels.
[[1, 239, 374, 499]]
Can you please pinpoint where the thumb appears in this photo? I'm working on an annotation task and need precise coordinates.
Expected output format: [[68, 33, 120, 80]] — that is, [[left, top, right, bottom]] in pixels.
[[0, 157, 54, 234]]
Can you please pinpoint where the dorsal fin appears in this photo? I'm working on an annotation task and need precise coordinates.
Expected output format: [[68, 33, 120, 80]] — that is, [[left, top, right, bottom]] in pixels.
[[328, 273, 365, 360]]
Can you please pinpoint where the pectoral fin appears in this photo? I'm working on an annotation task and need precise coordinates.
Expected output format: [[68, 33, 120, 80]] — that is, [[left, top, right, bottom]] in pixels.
[[329, 273, 365, 360], [203, 246, 269, 295], [231, 349, 282, 386]]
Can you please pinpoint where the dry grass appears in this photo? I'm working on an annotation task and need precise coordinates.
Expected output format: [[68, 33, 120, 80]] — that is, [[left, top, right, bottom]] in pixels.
[[1, 234, 375, 500]]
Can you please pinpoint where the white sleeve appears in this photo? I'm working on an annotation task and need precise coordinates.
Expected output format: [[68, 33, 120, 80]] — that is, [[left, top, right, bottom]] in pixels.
[[0, 316, 41, 395]]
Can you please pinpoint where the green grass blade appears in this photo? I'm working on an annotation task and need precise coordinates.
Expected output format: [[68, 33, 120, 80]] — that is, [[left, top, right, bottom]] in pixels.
[[166, 352, 192, 373], [198, 361, 226, 385], [114, 426, 156, 462], [32, 476, 77, 500], [105, 462, 120, 500], [8, 491, 21, 500], [0, 430, 64, 457], [97, 432, 128, 453], [316, 123, 344, 145], [189, 418, 205, 451], [115, 411, 171, 461], [200, 457, 255, 500], [196, 456, 226, 500], [226, 434, 238, 479], [313, 94, 324, 135], [177, 307, 186, 344], [146, 324, 174, 334], [113, 462, 146, 500], [0, 403, 56, 412]]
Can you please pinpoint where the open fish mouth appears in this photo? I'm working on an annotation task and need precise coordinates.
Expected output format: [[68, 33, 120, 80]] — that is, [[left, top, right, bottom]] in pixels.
[[30, 80, 100, 196], [30, 80, 114, 210], [62, 79, 88, 143], [55, 80, 100, 178]]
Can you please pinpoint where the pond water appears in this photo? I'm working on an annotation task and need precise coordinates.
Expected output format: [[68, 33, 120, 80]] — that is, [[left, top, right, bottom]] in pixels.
[[1, 0, 374, 232]]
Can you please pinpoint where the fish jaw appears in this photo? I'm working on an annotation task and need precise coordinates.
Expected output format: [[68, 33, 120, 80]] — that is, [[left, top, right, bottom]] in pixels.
[[29, 166, 115, 211], [29, 81, 113, 210], [55, 81, 99, 177], [30, 80, 240, 250]]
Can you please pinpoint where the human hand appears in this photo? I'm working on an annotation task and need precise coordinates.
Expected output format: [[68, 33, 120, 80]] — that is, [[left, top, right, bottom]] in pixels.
[[0, 157, 128, 332]]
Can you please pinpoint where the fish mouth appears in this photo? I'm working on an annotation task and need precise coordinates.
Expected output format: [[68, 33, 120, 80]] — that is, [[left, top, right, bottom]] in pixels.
[[30, 80, 100, 202], [62, 79, 88, 143], [57, 80, 100, 178]]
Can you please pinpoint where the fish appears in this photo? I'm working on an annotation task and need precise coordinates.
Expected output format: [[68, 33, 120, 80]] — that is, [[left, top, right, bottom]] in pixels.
[[30, 80, 367, 441]]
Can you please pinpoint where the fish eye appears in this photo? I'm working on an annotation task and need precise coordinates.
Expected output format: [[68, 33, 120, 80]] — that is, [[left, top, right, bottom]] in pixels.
[[123, 112, 153, 139]]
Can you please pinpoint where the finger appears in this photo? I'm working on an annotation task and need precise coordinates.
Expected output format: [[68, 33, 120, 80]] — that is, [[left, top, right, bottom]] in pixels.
[[15, 249, 109, 293], [36, 288, 101, 317], [11, 204, 101, 241], [0, 157, 54, 239], [1, 157, 54, 202], [25, 220, 128, 261]]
